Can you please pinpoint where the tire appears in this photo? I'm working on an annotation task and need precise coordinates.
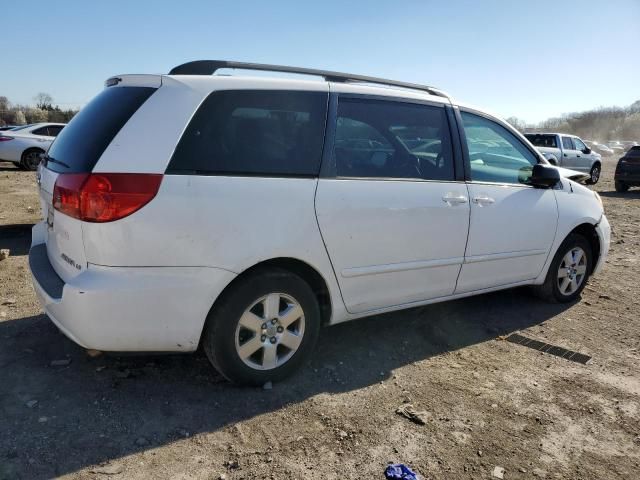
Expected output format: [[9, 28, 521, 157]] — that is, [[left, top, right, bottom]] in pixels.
[[586, 163, 601, 185], [12, 162, 21, 169], [20, 148, 44, 171], [531, 233, 592, 303], [615, 180, 629, 192], [202, 268, 321, 386]]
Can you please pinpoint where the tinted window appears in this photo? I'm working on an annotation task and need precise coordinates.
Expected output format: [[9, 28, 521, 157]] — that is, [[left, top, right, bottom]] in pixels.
[[48, 125, 64, 137], [46, 87, 156, 173], [32, 127, 50, 136], [461, 111, 538, 185], [334, 98, 454, 180], [573, 137, 586, 151], [524, 134, 558, 148], [167, 90, 328, 176], [562, 137, 574, 150]]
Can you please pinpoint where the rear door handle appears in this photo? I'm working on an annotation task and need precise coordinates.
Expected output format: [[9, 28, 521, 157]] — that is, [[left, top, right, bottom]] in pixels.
[[472, 195, 495, 206], [442, 193, 468, 206]]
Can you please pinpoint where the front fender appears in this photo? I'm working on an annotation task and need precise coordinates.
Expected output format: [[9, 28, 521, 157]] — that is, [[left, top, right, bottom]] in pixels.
[[534, 180, 605, 283]]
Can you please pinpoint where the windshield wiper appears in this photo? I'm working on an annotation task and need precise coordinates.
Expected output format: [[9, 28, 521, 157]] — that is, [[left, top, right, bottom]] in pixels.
[[41, 153, 70, 169]]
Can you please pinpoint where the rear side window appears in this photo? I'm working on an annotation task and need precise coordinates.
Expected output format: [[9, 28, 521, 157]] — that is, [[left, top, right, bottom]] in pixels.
[[48, 126, 64, 137], [562, 137, 574, 150], [46, 87, 156, 173], [524, 134, 557, 148], [32, 127, 51, 136], [167, 90, 328, 176], [334, 98, 454, 181]]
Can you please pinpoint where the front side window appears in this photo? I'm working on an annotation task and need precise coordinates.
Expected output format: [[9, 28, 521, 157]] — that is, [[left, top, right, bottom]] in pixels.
[[167, 90, 328, 176], [562, 136, 574, 150], [573, 137, 586, 151], [461, 111, 538, 185], [334, 98, 454, 181]]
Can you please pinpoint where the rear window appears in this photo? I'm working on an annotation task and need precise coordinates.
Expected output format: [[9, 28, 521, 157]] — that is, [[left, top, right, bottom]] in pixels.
[[46, 86, 156, 173], [166, 90, 328, 176], [524, 134, 558, 148]]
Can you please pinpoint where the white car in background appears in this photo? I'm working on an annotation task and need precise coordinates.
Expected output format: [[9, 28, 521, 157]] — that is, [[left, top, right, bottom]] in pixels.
[[0, 123, 66, 170]]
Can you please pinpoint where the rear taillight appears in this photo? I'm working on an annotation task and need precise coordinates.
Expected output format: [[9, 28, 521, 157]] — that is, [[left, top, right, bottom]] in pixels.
[[0, 136, 14, 142], [53, 173, 163, 222]]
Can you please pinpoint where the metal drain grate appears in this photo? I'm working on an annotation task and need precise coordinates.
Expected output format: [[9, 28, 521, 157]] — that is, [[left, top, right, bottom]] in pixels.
[[505, 333, 592, 365]]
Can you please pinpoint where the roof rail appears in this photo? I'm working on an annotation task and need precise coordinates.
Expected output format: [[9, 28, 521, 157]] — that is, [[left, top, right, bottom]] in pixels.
[[168, 60, 449, 99]]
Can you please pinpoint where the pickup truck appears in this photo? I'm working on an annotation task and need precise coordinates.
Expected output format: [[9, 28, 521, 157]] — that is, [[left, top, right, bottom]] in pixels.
[[524, 132, 602, 184]]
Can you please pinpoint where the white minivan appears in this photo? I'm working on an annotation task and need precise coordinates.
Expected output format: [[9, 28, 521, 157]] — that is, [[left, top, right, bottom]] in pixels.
[[29, 60, 610, 385]]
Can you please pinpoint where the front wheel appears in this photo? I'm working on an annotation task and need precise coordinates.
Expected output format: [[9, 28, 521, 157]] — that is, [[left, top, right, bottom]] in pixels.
[[202, 268, 321, 386], [531, 233, 592, 303], [586, 163, 601, 185], [615, 180, 629, 192]]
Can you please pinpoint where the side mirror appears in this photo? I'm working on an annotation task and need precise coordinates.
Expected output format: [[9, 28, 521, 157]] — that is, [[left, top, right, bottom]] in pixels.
[[583, 147, 591, 154], [547, 157, 558, 166], [530, 164, 560, 188]]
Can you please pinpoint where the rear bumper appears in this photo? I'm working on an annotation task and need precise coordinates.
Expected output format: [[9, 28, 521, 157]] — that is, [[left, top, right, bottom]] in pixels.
[[593, 214, 610, 275], [29, 225, 236, 352], [614, 171, 640, 183]]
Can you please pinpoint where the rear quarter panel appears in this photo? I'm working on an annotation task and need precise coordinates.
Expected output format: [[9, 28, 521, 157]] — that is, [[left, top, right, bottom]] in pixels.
[[82, 176, 347, 322]]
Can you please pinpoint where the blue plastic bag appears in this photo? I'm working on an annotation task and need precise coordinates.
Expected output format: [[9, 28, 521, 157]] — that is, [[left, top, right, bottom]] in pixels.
[[384, 463, 419, 480]]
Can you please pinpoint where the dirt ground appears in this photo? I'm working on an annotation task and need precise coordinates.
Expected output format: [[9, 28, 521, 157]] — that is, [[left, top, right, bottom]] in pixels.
[[0, 158, 638, 480]]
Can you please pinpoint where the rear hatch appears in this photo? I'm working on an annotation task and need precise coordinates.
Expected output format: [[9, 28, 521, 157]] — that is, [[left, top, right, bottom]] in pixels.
[[39, 78, 159, 282], [619, 147, 640, 174]]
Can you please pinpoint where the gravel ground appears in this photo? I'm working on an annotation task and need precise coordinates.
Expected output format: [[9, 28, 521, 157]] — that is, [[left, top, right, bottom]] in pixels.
[[0, 158, 638, 480]]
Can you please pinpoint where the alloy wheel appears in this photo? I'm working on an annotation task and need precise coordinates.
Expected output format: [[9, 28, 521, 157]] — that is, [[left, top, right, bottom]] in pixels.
[[234, 293, 305, 370], [557, 247, 587, 296]]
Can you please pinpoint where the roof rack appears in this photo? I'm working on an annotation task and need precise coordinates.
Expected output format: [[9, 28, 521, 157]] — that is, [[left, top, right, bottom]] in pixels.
[[168, 60, 449, 99]]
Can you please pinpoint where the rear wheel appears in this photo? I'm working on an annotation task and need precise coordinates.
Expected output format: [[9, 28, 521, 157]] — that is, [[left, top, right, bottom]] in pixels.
[[615, 180, 629, 192], [20, 148, 44, 171], [531, 233, 592, 303], [202, 268, 321, 386], [587, 163, 601, 184]]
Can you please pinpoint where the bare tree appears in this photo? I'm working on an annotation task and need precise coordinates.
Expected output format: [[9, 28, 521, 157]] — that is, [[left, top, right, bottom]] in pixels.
[[34, 92, 54, 110], [505, 116, 528, 132]]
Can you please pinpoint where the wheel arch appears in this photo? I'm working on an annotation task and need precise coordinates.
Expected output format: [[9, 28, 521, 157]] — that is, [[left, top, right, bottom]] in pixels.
[[568, 222, 600, 274], [21, 146, 45, 158], [207, 257, 333, 331]]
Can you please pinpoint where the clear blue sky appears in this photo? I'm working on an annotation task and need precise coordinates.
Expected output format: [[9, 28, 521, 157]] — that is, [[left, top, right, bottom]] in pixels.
[[3, 0, 638, 123]]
